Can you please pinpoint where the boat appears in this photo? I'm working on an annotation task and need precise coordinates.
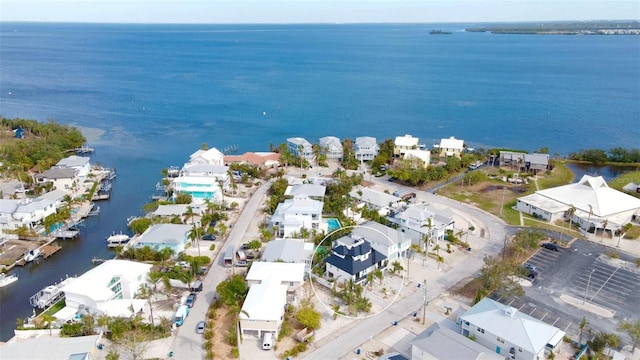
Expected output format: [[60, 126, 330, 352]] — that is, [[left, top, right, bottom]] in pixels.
[[430, 29, 452, 35], [23, 249, 42, 263], [0, 273, 18, 287], [106, 232, 130, 247], [29, 277, 75, 309]]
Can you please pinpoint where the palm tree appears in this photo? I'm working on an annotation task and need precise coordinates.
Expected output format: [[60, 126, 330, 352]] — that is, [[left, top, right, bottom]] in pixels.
[[420, 218, 434, 251], [566, 204, 576, 231], [586, 204, 593, 233], [600, 218, 608, 243]]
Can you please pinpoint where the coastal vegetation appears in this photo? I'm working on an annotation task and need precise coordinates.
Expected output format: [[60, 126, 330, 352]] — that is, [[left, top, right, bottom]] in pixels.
[[569, 147, 640, 165], [465, 20, 640, 35]]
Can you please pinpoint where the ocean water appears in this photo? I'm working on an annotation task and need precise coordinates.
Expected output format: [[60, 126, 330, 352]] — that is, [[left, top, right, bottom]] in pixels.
[[0, 23, 638, 341]]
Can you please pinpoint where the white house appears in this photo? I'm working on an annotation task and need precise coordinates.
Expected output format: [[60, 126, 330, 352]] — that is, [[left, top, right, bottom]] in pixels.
[[352, 221, 411, 262], [188, 147, 224, 166], [60, 260, 152, 318], [349, 186, 402, 215], [133, 223, 192, 254], [394, 134, 420, 157], [516, 175, 640, 236], [55, 155, 91, 181], [458, 298, 565, 360], [325, 234, 387, 285], [245, 262, 306, 292], [287, 137, 315, 161], [35, 167, 80, 197], [387, 203, 455, 249], [438, 136, 464, 158], [319, 136, 343, 159], [0, 334, 102, 360], [239, 277, 287, 340], [354, 136, 379, 161], [284, 183, 326, 200], [270, 196, 324, 237], [404, 149, 431, 168], [411, 322, 503, 360], [172, 163, 229, 204], [0, 190, 66, 230], [261, 239, 314, 272]]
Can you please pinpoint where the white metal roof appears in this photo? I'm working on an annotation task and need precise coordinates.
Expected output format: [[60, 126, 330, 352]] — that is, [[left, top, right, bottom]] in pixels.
[[411, 323, 503, 360], [395, 134, 419, 147], [56, 155, 90, 168], [137, 224, 191, 245], [349, 187, 401, 208], [245, 262, 305, 283], [439, 136, 464, 150], [240, 279, 287, 321], [0, 334, 100, 360], [285, 183, 327, 197]]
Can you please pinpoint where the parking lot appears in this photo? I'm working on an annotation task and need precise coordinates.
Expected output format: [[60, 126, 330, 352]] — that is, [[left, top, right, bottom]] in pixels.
[[494, 240, 640, 345]]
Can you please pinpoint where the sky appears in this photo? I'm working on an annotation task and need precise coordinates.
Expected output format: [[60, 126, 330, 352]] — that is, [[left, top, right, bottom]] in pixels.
[[0, 0, 638, 24]]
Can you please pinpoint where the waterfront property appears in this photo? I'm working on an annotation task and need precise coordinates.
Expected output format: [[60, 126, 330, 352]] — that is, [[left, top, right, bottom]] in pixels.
[[500, 151, 550, 174], [54, 155, 91, 182], [34, 167, 80, 197], [224, 151, 281, 168], [270, 195, 324, 237], [516, 174, 640, 235], [403, 149, 431, 168], [133, 223, 192, 254], [319, 136, 343, 159], [287, 137, 315, 162], [394, 134, 420, 157], [387, 202, 455, 249], [0, 334, 101, 360], [0, 189, 66, 231], [458, 298, 565, 360], [437, 136, 465, 158], [354, 136, 379, 162], [325, 233, 387, 285], [171, 163, 229, 204]]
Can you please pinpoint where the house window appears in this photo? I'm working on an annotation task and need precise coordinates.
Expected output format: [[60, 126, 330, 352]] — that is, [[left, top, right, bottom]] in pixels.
[[477, 327, 485, 334], [518, 348, 523, 352], [497, 337, 505, 344]]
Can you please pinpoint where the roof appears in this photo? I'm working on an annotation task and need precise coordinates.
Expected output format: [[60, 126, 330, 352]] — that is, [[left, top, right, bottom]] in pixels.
[[240, 279, 287, 321], [0, 335, 100, 360], [189, 147, 224, 164], [439, 136, 464, 150], [355, 136, 377, 148], [36, 167, 78, 180], [273, 196, 324, 216], [460, 298, 565, 354], [411, 323, 503, 360], [390, 203, 454, 233], [56, 155, 90, 168], [136, 224, 191, 245], [261, 239, 314, 263], [352, 221, 411, 249], [326, 237, 386, 275], [319, 136, 342, 151], [61, 260, 152, 301], [533, 175, 640, 217], [245, 262, 305, 283], [287, 137, 312, 147], [153, 204, 189, 217], [403, 149, 430, 162], [181, 163, 229, 175], [285, 184, 326, 198], [224, 152, 280, 166], [349, 187, 400, 208], [394, 134, 419, 147]]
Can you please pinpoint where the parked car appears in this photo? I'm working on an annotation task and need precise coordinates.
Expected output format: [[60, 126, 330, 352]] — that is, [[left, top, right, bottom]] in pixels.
[[235, 260, 249, 267], [185, 293, 197, 308], [191, 280, 203, 292], [241, 243, 249, 250], [541, 243, 559, 251], [202, 233, 216, 241], [522, 264, 538, 279], [196, 321, 206, 334]]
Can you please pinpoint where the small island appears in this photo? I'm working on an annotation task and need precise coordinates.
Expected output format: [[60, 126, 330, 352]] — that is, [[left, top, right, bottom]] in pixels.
[[465, 20, 640, 35], [430, 29, 452, 35]]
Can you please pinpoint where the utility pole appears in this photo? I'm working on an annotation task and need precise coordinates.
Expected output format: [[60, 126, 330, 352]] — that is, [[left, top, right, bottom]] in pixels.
[[499, 186, 506, 217], [503, 234, 508, 261], [583, 270, 595, 305], [422, 280, 427, 325]]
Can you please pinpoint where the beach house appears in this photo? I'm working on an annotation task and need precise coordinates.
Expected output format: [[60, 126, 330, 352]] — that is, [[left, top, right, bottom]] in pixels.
[[54, 155, 91, 182], [394, 134, 420, 157], [351, 221, 411, 262], [403, 149, 431, 168], [287, 137, 315, 162], [438, 136, 465, 158], [387, 203, 455, 249], [354, 136, 379, 162], [133, 223, 192, 254], [172, 163, 229, 204], [261, 238, 315, 272], [325, 233, 387, 285], [270, 195, 324, 237], [35, 167, 81, 197], [319, 136, 343, 160]]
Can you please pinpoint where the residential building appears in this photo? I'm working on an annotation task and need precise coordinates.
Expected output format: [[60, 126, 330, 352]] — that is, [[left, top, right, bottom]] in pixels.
[[394, 134, 420, 157], [516, 175, 640, 235], [349, 186, 402, 215], [354, 136, 379, 161], [500, 151, 550, 174], [261, 239, 314, 272], [59, 260, 152, 319], [270, 196, 324, 237], [0, 190, 66, 230], [188, 147, 224, 166], [172, 163, 229, 204], [352, 221, 411, 262], [151, 204, 190, 218], [133, 223, 192, 254], [411, 322, 503, 360], [35, 167, 80, 197], [319, 136, 343, 159], [287, 137, 315, 161], [325, 234, 387, 285], [54, 155, 91, 181], [238, 277, 287, 340], [458, 298, 565, 360], [0, 334, 102, 360], [245, 262, 305, 293], [284, 183, 326, 200], [404, 149, 431, 168], [224, 151, 281, 168], [438, 136, 464, 158], [387, 203, 455, 249]]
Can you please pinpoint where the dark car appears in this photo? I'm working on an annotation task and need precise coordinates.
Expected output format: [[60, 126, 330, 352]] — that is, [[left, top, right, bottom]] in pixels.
[[523, 264, 538, 279], [191, 279, 203, 292], [541, 243, 559, 251], [196, 321, 206, 334], [185, 293, 197, 308], [202, 233, 216, 241]]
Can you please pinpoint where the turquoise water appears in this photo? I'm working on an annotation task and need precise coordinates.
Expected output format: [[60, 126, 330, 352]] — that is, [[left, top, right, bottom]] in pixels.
[[326, 218, 341, 233]]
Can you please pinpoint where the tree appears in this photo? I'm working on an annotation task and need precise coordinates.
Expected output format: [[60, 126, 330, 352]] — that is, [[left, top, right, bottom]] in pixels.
[[114, 330, 151, 360], [579, 316, 588, 345], [511, 228, 545, 261], [216, 275, 248, 307], [295, 304, 321, 330], [587, 331, 620, 356], [566, 204, 576, 231], [600, 218, 608, 243], [619, 320, 640, 352]]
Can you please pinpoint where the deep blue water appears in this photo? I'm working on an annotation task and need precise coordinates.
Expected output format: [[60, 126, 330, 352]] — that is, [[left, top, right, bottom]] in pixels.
[[0, 23, 638, 341]]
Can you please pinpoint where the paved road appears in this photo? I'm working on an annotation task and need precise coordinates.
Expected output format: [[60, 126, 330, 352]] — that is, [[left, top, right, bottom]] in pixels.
[[171, 180, 272, 360]]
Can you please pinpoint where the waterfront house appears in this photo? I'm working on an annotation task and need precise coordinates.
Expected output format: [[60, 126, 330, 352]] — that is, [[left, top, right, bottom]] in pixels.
[[411, 322, 503, 360], [224, 151, 281, 168], [387, 203, 455, 249], [35, 167, 80, 197], [284, 183, 326, 200], [270, 195, 324, 237], [0, 190, 66, 230], [151, 204, 191, 218], [516, 174, 640, 236], [404, 149, 431, 168], [188, 147, 224, 166], [0, 334, 102, 360], [172, 163, 229, 204], [438, 136, 464, 158], [54, 155, 91, 181], [319, 136, 343, 159], [458, 298, 565, 360], [349, 186, 402, 215], [133, 223, 192, 254], [261, 238, 314, 272], [352, 221, 411, 262], [325, 233, 387, 285], [59, 260, 152, 319], [287, 137, 315, 162], [500, 151, 550, 174], [394, 134, 420, 157], [354, 136, 379, 162]]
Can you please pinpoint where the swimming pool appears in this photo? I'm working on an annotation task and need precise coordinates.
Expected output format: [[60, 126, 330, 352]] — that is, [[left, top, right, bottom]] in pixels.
[[325, 218, 341, 233]]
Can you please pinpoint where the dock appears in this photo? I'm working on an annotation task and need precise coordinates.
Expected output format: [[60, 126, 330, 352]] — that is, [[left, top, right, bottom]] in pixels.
[[42, 244, 62, 258], [52, 230, 79, 239], [74, 145, 95, 154]]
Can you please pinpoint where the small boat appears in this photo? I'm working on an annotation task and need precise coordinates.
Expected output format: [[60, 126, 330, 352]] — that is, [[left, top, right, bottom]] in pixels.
[[29, 277, 75, 308], [0, 273, 18, 287], [23, 249, 42, 263], [106, 232, 130, 247]]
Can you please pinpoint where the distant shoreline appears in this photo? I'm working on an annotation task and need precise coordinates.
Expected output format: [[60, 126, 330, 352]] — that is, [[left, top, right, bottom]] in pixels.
[[465, 20, 640, 35]]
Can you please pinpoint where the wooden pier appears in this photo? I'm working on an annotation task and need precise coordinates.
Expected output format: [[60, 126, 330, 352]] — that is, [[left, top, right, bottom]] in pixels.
[[52, 229, 79, 239], [42, 244, 62, 258]]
